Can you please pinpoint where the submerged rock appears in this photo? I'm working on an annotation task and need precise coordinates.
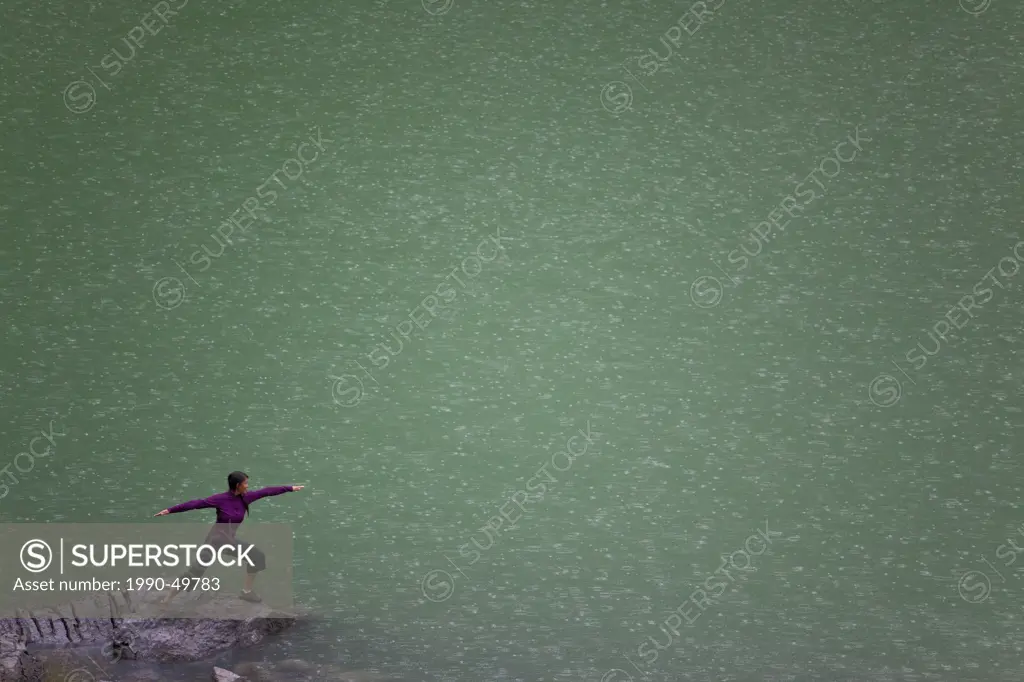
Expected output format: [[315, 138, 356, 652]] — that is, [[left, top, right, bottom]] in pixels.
[[322, 671, 393, 682], [221, 660, 396, 682], [233, 661, 275, 681], [213, 667, 246, 681], [274, 658, 317, 674]]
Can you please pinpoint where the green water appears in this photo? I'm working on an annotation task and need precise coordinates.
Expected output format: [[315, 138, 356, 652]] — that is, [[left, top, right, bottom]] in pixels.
[[2, 0, 1023, 680]]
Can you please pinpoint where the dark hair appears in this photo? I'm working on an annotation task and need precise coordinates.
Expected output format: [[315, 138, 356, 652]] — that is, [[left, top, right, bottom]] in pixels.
[[228, 471, 249, 517]]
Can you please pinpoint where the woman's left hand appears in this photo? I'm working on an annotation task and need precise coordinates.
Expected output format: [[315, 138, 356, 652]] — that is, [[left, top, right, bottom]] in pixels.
[[291, 485, 305, 491]]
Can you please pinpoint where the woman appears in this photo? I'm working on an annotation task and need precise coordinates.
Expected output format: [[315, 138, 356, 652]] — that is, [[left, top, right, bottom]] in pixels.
[[154, 471, 304, 603]]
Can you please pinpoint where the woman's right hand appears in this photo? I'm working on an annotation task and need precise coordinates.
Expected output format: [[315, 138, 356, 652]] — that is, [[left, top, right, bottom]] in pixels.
[[154, 509, 169, 516]]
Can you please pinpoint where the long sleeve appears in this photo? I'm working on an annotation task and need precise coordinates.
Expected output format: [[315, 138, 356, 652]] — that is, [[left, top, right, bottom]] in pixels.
[[167, 496, 218, 514], [243, 486, 293, 503]]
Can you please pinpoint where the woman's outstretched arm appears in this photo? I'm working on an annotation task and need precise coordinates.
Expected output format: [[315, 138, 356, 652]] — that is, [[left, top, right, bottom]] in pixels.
[[243, 485, 304, 503], [154, 495, 219, 516]]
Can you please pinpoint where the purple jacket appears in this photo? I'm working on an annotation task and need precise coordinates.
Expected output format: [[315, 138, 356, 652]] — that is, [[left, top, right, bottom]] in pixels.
[[166, 486, 293, 538]]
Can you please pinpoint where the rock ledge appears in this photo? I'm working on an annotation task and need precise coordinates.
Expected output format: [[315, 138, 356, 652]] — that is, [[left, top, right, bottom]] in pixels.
[[0, 589, 300, 681]]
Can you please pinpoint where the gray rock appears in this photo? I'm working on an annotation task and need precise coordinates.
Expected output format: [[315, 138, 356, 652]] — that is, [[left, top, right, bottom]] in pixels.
[[0, 589, 300, 676], [213, 667, 246, 681], [0, 652, 42, 682]]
